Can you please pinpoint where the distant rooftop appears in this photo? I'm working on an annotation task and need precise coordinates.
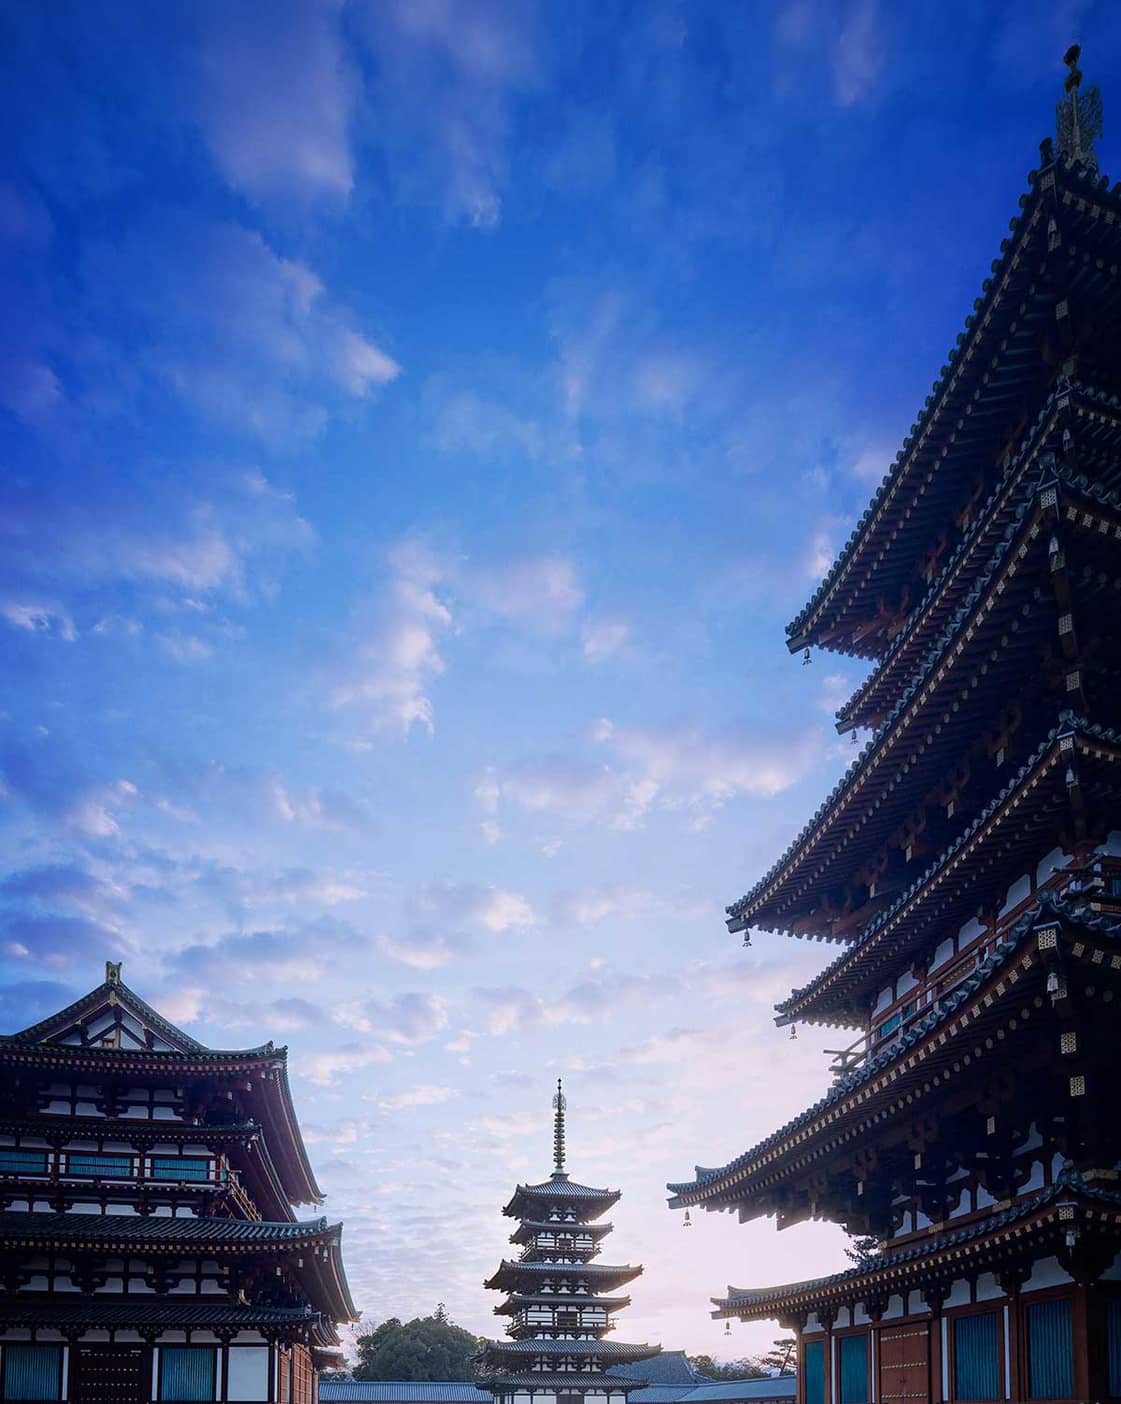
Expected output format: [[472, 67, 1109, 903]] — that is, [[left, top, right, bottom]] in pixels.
[[319, 1386, 490, 1404], [319, 1380, 794, 1404]]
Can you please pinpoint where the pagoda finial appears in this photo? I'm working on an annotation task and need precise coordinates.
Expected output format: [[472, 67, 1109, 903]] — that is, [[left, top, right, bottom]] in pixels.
[[552, 1078, 567, 1176], [1056, 44, 1103, 172]]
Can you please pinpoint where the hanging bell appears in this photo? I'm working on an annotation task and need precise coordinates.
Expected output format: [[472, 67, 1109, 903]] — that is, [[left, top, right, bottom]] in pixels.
[[724, 1320, 732, 1336], [742, 931, 752, 948], [802, 648, 811, 667], [790, 1024, 798, 1041], [683, 1210, 692, 1229]]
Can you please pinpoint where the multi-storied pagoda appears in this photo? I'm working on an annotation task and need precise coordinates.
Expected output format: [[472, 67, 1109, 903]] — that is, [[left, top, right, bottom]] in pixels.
[[476, 1082, 659, 1404], [0, 963, 356, 1404], [669, 51, 1121, 1404]]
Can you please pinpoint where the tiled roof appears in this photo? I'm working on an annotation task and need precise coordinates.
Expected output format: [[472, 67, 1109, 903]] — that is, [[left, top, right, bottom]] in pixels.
[[487, 1259, 639, 1278], [773, 717, 1121, 1022], [610, 1353, 709, 1386], [682, 1383, 795, 1402], [713, 1171, 1121, 1316], [0, 1296, 332, 1333], [321, 1388, 491, 1404], [482, 1342, 658, 1361], [784, 154, 1121, 654], [492, 1294, 632, 1314], [835, 382, 1121, 730], [669, 894, 1121, 1205], [728, 471, 1121, 932], [0, 1209, 337, 1247], [475, 1376, 648, 1391]]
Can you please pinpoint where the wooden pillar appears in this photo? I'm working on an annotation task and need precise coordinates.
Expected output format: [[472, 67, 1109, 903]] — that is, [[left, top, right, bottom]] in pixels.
[[820, 1309, 837, 1404], [997, 1264, 1029, 1402], [1071, 1283, 1090, 1402]]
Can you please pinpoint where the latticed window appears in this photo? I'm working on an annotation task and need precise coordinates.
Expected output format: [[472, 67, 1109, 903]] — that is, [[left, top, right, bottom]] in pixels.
[[1026, 1298, 1073, 1399], [0, 1149, 49, 1175], [838, 1334, 868, 1404], [1, 1346, 63, 1401], [159, 1347, 217, 1402], [65, 1152, 133, 1178], [953, 1311, 1000, 1401], [803, 1340, 825, 1404], [1106, 1298, 1121, 1398], [151, 1156, 210, 1181]]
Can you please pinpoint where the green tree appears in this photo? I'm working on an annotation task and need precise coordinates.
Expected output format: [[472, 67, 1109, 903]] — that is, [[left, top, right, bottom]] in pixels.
[[353, 1305, 479, 1382], [686, 1356, 766, 1381], [754, 1339, 797, 1376]]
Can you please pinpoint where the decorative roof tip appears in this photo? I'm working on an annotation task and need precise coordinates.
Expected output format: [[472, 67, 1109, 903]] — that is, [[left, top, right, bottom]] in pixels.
[[552, 1077, 566, 1175], [1056, 43, 1103, 171], [105, 959, 122, 987]]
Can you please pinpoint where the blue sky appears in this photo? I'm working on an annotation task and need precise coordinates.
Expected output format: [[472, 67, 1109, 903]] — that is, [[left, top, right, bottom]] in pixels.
[[3, 0, 1120, 1361]]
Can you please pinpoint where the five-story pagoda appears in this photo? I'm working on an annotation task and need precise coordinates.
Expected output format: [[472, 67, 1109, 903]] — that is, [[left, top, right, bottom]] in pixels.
[[476, 1082, 659, 1404], [669, 49, 1121, 1404]]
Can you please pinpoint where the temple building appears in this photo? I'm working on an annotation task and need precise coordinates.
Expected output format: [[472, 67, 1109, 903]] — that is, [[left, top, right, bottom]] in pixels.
[[0, 964, 356, 1404], [669, 49, 1121, 1404], [476, 1082, 659, 1404]]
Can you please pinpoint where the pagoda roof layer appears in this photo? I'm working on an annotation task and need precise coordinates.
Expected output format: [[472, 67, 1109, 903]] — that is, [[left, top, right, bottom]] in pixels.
[[0, 1296, 339, 1343], [485, 1259, 642, 1292], [0, 974, 324, 1206], [835, 381, 1121, 732], [503, 1174, 620, 1220], [711, 1171, 1121, 1321], [668, 893, 1121, 1214], [492, 1293, 632, 1315], [476, 1376, 649, 1392], [0, 1209, 335, 1248], [775, 716, 1121, 1027], [481, 1341, 658, 1362], [511, 1219, 613, 1243], [727, 473, 1121, 937], [786, 153, 1121, 660], [0, 1210, 357, 1323]]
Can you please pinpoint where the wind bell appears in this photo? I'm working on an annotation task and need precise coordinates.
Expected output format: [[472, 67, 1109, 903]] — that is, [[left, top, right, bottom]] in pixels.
[[790, 1024, 798, 1041], [683, 1210, 692, 1229]]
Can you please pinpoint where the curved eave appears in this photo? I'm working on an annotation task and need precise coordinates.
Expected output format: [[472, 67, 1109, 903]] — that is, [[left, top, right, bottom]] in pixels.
[[728, 474, 1121, 936], [248, 1051, 325, 1206], [773, 718, 1121, 1026], [511, 1220, 614, 1244], [485, 1261, 642, 1292], [475, 1376, 649, 1392], [492, 1294, 632, 1316], [503, 1178, 620, 1222], [785, 153, 1121, 659], [669, 898, 1121, 1210], [711, 1175, 1121, 1320], [479, 1342, 659, 1363], [835, 382, 1121, 733]]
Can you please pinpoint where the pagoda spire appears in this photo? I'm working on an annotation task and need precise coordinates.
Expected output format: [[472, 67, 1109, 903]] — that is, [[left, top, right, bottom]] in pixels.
[[1056, 43, 1103, 170], [552, 1077, 566, 1176]]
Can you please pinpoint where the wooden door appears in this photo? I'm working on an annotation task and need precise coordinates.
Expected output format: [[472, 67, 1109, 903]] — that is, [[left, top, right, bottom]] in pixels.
[[71, 1345, 147, 1404], [878, 1324, 930, 1402]]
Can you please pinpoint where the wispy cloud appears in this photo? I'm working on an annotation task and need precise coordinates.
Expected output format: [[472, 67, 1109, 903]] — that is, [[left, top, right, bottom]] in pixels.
[[332, 541, 453, 740], [197, 0, 357, 202], [1, 601, 76, 641]]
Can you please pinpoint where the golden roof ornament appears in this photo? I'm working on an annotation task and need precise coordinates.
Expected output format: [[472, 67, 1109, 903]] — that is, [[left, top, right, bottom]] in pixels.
[[1056, 44, 1103, 171]]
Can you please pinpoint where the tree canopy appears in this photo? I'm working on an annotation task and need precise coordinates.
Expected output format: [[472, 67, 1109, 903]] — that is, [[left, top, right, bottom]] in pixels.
[[686, 1355, 766, 1381], [353, 1306, 479, 1382]]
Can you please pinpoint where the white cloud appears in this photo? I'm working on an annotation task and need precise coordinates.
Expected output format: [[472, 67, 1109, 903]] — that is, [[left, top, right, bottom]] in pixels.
[[157, 632, 213, 663], [482, 717, 824, 830], [470, 555, 584, 633], [335, 991, 450, 1045], [832, 0, 885, 107], [197, 0, 357, 202], [359, 0, 537, 226], [551, 885, 656, 927], [378, 931, 463, 970], [418, 882, 536, 934], [1, 601, 76, 641], [804, 528, 835, 580], [378, 1084, 457, 1111], [580, 619, 628, 663], [336, 330, 401, 394], [66, 780, 138, 839], [303, 1042, 394, 1087], [333, 541, 452, 739]]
